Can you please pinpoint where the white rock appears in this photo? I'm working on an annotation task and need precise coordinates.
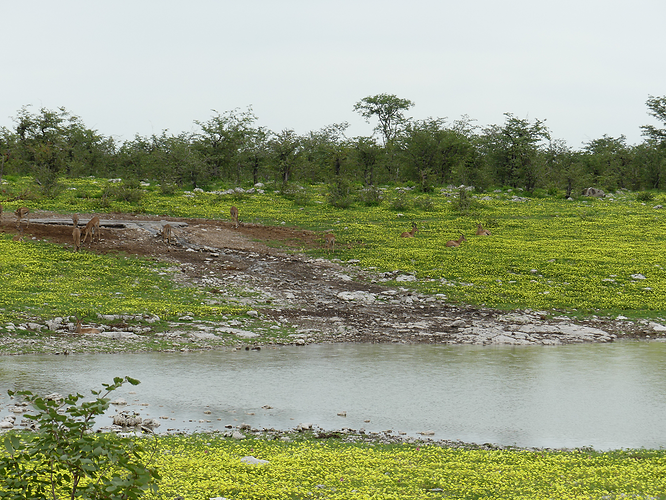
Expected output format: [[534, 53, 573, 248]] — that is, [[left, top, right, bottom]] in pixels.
[[630, 274, 646, 280], [232, 431, 245, 440], [241, 456, 269, 465], [337, 291, 376, 304], [395, 274, 417, 282]]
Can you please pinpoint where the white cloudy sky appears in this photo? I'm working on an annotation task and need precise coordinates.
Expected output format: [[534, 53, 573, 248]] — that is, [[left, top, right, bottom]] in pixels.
[[2, 0, 665, 148]]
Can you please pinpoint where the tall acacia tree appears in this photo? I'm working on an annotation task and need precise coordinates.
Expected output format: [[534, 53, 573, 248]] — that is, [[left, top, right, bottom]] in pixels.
[[641, 95, 666, 143], [353, 93, 414, 146]]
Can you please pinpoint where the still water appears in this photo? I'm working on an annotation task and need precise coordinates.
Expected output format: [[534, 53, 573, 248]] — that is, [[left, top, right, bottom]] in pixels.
[[1, 342, 665, 450]]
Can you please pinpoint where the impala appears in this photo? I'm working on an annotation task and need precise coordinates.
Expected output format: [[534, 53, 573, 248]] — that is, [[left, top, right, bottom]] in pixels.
[[476, 224, 491, 236], [446, 234, 467, 247], [74, 319, 101, 334], [324, 232, 336, 253], [82, 216, 100, 244], [72, 226, 81, 252], [14, 207, 29, 227], [401, 222, 418, 238], [230, 206, 239, 228], [162, 223, 173, 249], [12, 223, 25, 242]]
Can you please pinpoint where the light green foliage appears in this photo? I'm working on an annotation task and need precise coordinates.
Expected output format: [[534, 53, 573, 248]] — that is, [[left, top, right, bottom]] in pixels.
[[145, 435, 666, 499], [0, 377, 159, 500]]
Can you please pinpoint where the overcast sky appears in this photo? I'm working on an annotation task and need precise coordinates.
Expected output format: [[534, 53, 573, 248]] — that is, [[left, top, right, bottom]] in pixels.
[[2, 0, 665, 148]]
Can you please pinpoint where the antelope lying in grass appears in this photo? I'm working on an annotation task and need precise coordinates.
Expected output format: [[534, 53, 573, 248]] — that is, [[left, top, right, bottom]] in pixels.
[[74, 318, 100, 334], [446, 234, 467, 247], [82, 216, 100, 244], [401, 222, 418, 238], [476, 224, 491, 236], [324, 232, 336, 253], [230, 206, 239, 228]]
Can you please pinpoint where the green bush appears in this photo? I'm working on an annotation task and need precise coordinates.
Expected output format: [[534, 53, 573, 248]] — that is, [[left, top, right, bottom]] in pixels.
[[357, 186, 383, 207], [0, 376, 160, 499], [389, 190, 410, 211], [636, 191, 655, 202], [327, 179, 353, 209]]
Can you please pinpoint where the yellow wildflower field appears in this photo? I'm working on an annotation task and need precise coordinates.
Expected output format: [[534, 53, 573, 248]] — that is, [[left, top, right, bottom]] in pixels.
[[146, 435, 666, 499], [3, 177, 666, 318]]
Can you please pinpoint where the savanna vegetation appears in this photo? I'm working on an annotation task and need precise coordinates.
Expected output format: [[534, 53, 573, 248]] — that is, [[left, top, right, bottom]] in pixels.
[[3, 95, 666, 499], [1, 94, 666, 197]]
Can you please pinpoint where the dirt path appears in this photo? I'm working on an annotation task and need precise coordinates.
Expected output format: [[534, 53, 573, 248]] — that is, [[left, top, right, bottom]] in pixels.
[[1, 210, 661, 350]]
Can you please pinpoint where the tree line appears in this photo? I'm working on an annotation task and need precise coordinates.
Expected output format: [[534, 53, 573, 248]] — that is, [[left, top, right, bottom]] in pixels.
[[1, 94, 665, 197]]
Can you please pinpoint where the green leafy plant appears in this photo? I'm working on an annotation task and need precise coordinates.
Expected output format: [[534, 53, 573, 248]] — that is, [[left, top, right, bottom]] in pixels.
[[0, 376, 160, 500], [636, 190, 655, 202], [327, 178, 353, 209]]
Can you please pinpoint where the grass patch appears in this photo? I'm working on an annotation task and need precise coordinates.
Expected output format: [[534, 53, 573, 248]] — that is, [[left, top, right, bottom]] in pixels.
[[141, 434, 666, 499], [3, 178, 666, 318]]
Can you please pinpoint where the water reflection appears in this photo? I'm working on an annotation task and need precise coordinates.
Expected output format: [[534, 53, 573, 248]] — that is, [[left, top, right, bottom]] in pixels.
[[1, 341, 665, 450]]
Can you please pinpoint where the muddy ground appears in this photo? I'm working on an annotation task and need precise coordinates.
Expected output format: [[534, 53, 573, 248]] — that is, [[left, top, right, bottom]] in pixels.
[[1, 209, 663, 352]]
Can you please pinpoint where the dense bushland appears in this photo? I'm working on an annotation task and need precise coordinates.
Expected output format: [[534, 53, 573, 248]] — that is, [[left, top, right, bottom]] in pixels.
[[1, 94, 666, 196]]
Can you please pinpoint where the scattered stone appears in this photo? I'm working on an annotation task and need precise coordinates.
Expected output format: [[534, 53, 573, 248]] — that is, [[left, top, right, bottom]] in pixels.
[[241, 456, 269, 465]]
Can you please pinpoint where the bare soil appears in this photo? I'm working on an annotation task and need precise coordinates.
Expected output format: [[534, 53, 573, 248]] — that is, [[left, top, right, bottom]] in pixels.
[[0, 210, 659, 347]]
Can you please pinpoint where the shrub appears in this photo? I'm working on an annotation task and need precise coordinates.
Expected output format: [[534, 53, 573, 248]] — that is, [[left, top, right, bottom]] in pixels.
[[281, 184, 310, 206], [636, 191, 655, 202], [357, 186, 383, 207], [0, 376, 160, 499], [327, 179, 353, 209], [452, 187, 479, 214], [102, 179, 145, 204], [389, 190, 410, 211], [413, 196, 435, 211]]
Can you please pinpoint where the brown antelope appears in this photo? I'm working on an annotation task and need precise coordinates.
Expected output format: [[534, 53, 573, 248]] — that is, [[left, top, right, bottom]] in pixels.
[[74, 319, 101, 334], [476, 224, 491, 236], [15, 207, 29, 227], [162, 223, 173, 249], [401, 222, 418, 238], [72, 213, 79, 228], [72, 227, 81, 252], [230, 206, 239, 228], [324, 232, 336, 253], [12, 223, 25, 242], [446, 234, 467, 247], [82, 216, 100, 244]]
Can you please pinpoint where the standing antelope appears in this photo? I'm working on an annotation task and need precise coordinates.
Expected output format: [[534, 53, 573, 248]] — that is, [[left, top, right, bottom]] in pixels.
[[72, 216, 81, 252], [230, 206, 239, 228], [162, 223, 173, 250], [82, 216, 100, 244], [12, 223, 25, 242], [324, 232, 336, 253], [15, 206, 29, 227], [446, 234, 467, 247], [401, 222, 418, 238], [476, 224, 491, 236]]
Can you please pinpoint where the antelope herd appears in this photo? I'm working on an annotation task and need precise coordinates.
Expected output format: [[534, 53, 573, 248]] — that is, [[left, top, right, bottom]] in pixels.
[[394, 222, 493, 249]]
